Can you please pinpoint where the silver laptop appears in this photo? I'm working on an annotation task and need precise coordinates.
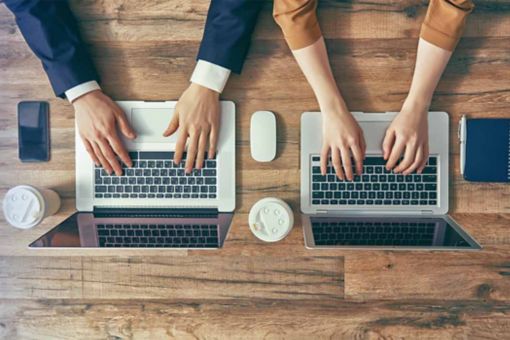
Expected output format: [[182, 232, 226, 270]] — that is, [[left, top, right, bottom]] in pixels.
[[30, 101, 235, 249], [300, 111, 480, 250]]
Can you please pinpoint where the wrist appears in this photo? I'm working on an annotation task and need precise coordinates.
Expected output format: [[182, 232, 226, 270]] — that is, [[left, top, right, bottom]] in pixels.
[[189, 82, 220, 98], [404, 93, 431, 112], [318, 95, 350, 117], [72, 89, 102, 106], [401, 97, 430, 117]]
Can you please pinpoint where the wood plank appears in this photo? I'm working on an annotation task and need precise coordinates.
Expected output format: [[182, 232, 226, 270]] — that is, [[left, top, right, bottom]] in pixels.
[[0, 299, 509, 339], [345, 246, 510, 301], [0, 256, 344, 300], [0, 1, 503, 42]]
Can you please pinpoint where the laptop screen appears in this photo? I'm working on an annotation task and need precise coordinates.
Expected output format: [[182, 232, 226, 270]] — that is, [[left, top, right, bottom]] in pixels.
[[308, 216, 480, 249], [30, 212, 233, 248]]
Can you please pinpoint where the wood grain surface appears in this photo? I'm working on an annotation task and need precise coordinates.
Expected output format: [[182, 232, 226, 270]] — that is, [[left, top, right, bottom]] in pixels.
[[0, 0, 509, 339]]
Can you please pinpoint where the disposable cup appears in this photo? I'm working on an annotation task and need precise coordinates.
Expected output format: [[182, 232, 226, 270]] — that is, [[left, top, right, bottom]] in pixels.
[[2, 185, 61, 229]]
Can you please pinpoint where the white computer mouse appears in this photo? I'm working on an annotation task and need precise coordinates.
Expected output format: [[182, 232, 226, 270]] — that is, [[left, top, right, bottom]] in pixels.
[[250, 111, 276, 162]]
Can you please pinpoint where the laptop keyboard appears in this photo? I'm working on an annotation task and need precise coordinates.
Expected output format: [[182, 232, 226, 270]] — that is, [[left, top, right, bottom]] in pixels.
[[311, 155, 438, 207], [94, 151, 217, 199], [96, 223, 219, 248], [311, 220, 436, 246]]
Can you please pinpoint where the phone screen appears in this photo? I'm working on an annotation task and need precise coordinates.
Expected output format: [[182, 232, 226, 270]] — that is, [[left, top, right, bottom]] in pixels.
[[18, 101, 50, 162]]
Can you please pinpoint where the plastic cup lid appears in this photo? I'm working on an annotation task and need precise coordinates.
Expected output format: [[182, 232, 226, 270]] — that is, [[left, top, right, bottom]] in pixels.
[[3, 186, 44, 229], [249, 198, 294, 242]]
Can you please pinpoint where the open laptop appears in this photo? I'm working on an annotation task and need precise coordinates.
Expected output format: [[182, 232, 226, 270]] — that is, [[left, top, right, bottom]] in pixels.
[[30, 101, 236, 249], [300, 111, 481, 250]]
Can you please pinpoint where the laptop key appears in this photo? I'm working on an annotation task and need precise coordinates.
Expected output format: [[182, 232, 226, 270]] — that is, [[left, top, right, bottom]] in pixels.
[[205, 178, 216, 185], [95, 186, 106, 193], [425, 184, 437, 191], [203, 169, 216, 176]]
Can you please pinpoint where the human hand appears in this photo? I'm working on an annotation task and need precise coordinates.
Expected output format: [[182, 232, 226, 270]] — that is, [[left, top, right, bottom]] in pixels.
[[74, 90, 136, 176], [163, 83, 220, 173], [383, 100, 429, 174], [321, 102, 366, 181]]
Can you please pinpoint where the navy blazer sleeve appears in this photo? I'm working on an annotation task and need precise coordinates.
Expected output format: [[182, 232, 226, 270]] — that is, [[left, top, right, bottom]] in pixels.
[[197, 0, 263, 74], [4, 0, 99, 98]]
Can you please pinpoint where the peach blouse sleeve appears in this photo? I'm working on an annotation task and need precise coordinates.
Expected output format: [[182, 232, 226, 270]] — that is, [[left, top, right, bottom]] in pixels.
[[420, 0, 475, 51], [273, 0, 322, 50]]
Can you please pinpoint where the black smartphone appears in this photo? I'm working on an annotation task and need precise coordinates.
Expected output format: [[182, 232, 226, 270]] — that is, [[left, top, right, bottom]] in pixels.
[[18, 101, 50, 162]]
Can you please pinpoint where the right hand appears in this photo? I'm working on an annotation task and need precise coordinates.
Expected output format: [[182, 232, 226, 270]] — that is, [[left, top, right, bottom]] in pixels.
[[163, 83, 220, 173], [74, 90, 136, 176], [321, 103, 366, 181]]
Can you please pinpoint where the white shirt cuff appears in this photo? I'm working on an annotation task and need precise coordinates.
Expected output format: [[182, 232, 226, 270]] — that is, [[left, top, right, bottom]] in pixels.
[[190, 60, 231, 93], [65, 80, 101, 103]]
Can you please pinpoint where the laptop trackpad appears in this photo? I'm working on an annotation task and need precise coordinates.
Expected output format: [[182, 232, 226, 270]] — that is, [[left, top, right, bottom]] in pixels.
[[130, 108, 175, 143], [358, 121, 389, 151]]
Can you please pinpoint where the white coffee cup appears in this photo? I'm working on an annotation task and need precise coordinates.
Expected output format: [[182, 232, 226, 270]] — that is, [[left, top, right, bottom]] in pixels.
[[2, 185, 61, 229], [249, 197, 294, 242]]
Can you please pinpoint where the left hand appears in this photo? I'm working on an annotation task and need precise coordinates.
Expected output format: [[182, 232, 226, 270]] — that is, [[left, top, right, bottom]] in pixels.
[[382, 100, 429, 175]]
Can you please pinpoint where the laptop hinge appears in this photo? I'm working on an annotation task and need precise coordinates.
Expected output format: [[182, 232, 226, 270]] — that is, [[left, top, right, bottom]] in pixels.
[[316, 210, 328, 214], [421, 210, 434, 215], [93, 207, 218, 218]]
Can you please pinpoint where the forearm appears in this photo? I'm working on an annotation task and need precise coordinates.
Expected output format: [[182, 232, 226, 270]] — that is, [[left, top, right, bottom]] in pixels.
[[406, 38, 452, 107], [4, 0, 99, 98], [197, 0, 263, 74], [292, 37, 346, 112]]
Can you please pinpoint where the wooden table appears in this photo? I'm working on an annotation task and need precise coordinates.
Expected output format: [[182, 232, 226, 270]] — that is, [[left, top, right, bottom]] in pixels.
[[1, 1, 509, 338]]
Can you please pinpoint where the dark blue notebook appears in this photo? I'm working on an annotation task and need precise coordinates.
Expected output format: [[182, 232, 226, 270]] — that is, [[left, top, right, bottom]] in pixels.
[[463, 118, 510, 182]]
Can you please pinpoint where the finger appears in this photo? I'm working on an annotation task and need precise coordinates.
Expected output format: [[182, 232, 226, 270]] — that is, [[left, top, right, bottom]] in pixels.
[[404, 146, 424, 175], [163, 111, 179, 137], [386, 138, 406, 171], [173, 130, 188, 165], [418, 144, 429, 174], [185, 132, 199, 173], [331, 147, 345, 180], [382, 129, 395, 160], [98, 138, 122, 176], [340, 146, 354, 181], [115, 109, 136, 139], [195, 131, 208, 169], [320, 144, 329, 176], [208, 126, 218, 159], [92, 142, 112, 175], [350, 143, 364, 176], [395, 141, 418, 173], [360, 131, 367, 159], [108, 133, 132, 168], [82, 138, 100, 166]]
